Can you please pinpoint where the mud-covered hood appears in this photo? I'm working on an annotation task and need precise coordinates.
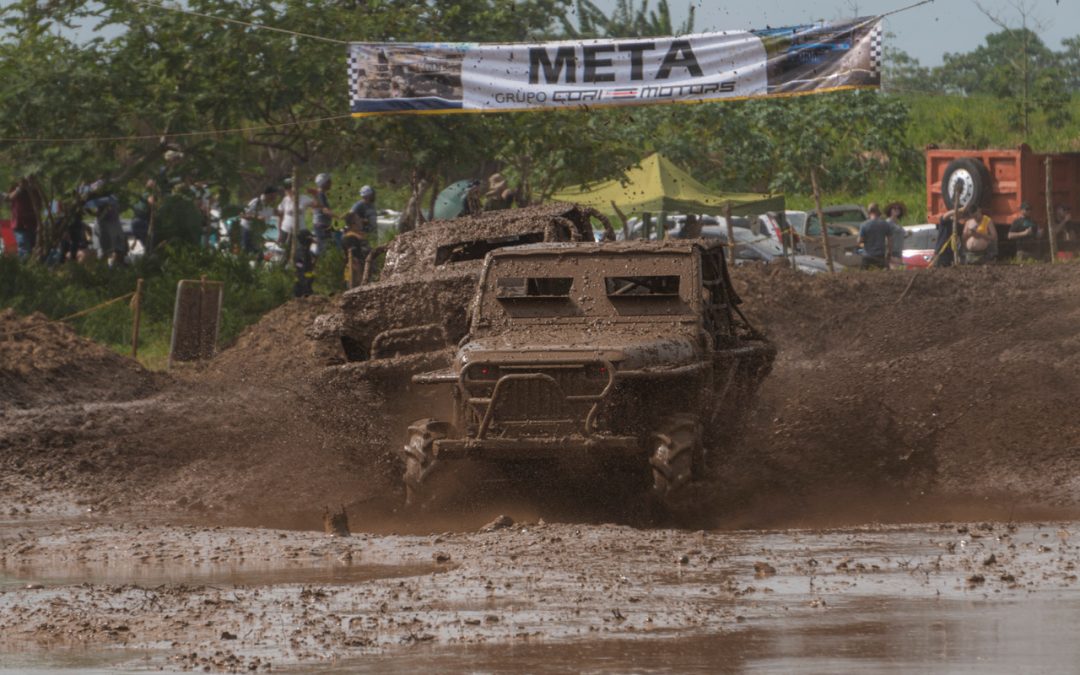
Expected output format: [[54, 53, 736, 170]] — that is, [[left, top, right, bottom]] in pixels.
[[460, 329, 701, 371]]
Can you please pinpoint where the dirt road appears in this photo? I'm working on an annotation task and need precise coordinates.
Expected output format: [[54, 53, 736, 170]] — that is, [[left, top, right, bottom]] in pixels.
[[2, 262, 1080, 671]]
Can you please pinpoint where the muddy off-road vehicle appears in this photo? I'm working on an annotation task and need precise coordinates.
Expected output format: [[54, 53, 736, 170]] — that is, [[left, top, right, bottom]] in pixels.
[[401, 240, 775, 508], [308, 203, 612, 372]]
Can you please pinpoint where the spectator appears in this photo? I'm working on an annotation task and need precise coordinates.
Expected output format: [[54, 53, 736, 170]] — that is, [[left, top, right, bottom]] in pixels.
[[885, 201, 907, 267], [1051, 204, 1078, 242], [84, 180, 127, 267], [293, 229, 316, 297], [342, 210, 373, 287], [130, 179, 157, 251], [933, 206, 962, 268], [857, 203, 894, 270], [962, 206, 997, 265], [1007, 202, 1039, 241], [239, 186, 279, 259], [311, 173, 337, 257], [277, 179, 312, 262], [484, 173, 518, 211], [349, 185, 378, 240], [8, 176, 41, 260]]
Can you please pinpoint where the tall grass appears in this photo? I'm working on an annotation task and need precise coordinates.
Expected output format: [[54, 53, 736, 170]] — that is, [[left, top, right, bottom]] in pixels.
[[0, 247, 294, 369]]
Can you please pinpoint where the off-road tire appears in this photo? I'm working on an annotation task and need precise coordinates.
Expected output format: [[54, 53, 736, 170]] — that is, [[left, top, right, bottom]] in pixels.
[[649, 414, 703, 507], [941, 158, 991, 211], [400, 419, 448, 509]]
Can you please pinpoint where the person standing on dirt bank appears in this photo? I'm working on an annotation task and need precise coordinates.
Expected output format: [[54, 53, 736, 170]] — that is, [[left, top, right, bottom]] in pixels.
[[857, 203, 894, 270], [342, 210, 371, 287], [7, 176, 41, 260], [349, 185, 378, 240], [293, 229, 316, 297], [311, 173, 338, 257], [240, 186, 279, 259], [277, 179, 312, 262], [962, 206, 997, 265]]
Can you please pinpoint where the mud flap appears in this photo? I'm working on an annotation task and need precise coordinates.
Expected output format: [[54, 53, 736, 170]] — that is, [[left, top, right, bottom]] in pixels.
[[400, 419, 450, 509], [649, 414, 702, 507]]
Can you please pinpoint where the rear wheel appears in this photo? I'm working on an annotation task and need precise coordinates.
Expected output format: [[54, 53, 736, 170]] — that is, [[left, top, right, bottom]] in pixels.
[[401, 419, 448, 509], [649, 414, 703, 507]]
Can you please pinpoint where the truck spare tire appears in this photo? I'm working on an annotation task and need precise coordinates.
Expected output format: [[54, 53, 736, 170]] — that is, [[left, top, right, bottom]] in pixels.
[[942, 158, 991, 210]]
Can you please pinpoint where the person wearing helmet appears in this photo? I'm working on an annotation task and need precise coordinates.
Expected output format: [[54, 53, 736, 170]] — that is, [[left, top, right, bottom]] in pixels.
[[349, 185, 378, 243], [312, 173, 338, 257]]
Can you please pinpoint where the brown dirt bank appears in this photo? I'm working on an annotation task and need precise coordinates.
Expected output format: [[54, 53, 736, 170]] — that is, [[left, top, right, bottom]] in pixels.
[[0, 309, 162, 410], [723, 262, 1080, 524], [3, 263, 1080, 528]]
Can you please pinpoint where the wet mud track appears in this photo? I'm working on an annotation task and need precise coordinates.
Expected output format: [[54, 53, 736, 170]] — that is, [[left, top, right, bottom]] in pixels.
[[3, 518, 1080, 672]]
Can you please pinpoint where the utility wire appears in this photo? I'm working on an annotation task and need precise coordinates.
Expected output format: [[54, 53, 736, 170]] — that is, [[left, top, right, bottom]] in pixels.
[[0, 113, 354, 144], [131, 0, 349, 45]]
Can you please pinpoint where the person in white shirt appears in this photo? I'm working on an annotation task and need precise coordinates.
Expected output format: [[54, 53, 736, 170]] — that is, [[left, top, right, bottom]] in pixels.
[[276, 179, 313, 259], [239, 186, 279, 257]]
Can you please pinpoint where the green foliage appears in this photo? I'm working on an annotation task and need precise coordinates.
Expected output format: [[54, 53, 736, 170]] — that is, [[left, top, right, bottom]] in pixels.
[[313, 246, 346, 296], [561, 0, 694, 38], [154, 194, 205, 249], [0, 247, 294, 369]]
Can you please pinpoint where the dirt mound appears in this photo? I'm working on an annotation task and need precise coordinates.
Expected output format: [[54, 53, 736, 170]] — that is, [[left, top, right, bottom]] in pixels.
[[205, 295, 332, 385], [0, 308, 161, 409], [717, 262, 1080, 523]]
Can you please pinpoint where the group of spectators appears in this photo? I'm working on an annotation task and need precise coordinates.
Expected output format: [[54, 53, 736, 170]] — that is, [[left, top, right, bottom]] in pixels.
[[238, 174, 379, 297], [2, 171, 381, 296], [857, 199, 1078, 269]]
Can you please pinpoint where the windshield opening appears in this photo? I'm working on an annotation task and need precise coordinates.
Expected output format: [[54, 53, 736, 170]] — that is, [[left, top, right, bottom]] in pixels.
[[436, 232, 545, 266], [605, 275, 680, 297], [496, 276, 574, 299]]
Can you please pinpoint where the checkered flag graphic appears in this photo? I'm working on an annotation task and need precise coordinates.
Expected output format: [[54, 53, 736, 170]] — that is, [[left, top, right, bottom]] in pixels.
[[869, 23, 884, 75], [348, 46, 363, 112]]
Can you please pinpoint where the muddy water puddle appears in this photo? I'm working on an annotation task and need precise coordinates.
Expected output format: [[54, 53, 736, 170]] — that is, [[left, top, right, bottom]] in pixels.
[[312, 595, 1080, 673], [0, 560, 444, 590], [3, 521, 1080, 672]]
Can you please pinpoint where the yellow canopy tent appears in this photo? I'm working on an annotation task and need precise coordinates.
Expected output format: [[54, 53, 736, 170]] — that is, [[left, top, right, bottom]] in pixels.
[[552, 153, 784, 220]]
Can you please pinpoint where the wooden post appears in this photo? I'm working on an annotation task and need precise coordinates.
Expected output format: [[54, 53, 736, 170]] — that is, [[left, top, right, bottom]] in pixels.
[[952, 181, 963, 266], [610, 200, 630, 239], [289, 166, 299, 269], [723, 202, 735, 266], [642, 212, 652, 241], [810, 168, 835, 274], [131, 277, 144, 359], [146, 183, 159, 253], [1046, 156, 1058, 264]]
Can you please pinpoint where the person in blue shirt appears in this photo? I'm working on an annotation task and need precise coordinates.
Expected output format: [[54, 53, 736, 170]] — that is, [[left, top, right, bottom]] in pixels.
[[84, 180, 127, 267], [857, 203, 894, 270]]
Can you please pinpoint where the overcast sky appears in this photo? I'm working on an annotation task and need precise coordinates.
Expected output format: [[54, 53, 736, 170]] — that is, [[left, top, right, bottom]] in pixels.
[[592, 0, 1079, 65]]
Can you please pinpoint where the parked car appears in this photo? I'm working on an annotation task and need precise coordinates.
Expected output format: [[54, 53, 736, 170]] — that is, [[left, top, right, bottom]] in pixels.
[[799, 204, 866, 267], [697, 223, 841, 274], [901, 223, 938, 268]]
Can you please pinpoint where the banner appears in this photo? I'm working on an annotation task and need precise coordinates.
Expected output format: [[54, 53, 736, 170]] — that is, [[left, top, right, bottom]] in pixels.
[[349, 18, 882, 117]]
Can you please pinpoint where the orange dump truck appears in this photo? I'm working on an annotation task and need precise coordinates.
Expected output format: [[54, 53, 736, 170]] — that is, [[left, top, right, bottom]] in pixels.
[[926, 144, 1080, 258]]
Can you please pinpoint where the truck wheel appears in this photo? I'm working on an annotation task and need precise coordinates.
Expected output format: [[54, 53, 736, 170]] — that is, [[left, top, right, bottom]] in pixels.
[[941, 158, 991, 211], [401, 419, 448, 509], [649, 414, 702, 506]]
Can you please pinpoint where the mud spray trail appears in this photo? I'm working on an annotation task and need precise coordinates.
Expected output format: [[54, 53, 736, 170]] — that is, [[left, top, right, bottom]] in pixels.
[[2, 263, 1080, 671]]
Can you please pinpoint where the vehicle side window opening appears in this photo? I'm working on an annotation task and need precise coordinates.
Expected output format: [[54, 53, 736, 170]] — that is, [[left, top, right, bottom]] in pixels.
[[496, 276, 574, 298], [605, 275, 680, 297], [436, 232, 545, 266]]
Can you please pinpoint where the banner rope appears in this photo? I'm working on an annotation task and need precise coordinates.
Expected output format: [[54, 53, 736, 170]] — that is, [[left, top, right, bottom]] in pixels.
[[2, 291, 137, 340], [131, 0, 349, 45], [0, 113, 354, 144]]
